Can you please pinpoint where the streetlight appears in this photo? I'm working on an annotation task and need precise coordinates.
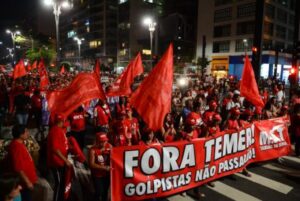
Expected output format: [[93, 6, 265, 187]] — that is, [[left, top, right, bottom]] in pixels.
[[6, 29, 21, 64], [143, 17, 156, 67], [7, 48, 14, 63], [73, 37, 84, 64], [43, 0, 72, 67]]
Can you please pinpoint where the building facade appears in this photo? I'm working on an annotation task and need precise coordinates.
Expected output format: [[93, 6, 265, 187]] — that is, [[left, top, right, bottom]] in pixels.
[[60, 0, 118, 68], [196, 0, 299, 83]]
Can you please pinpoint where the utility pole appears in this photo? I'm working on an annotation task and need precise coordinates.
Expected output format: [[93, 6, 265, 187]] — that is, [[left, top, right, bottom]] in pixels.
[[252, 0, 264, 81]]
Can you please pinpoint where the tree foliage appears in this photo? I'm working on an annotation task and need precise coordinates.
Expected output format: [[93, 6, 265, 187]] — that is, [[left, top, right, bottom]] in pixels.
[[26, 47, 56, 67]]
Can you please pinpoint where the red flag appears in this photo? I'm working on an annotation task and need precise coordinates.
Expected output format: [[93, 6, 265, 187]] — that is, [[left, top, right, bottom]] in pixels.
[[32, 60, 37, 70], [130, 44, 173, 131], [240, 55, 264, 108], [13, 59, 27, 79], [38, 59, 49, 89], [60, 65, 65, 74], [94, 59, 100, 77], [64, 166, 74, 200], [47, 73, 106, 118], [107, 53, 143, 97], [26, 62, 32, 71]]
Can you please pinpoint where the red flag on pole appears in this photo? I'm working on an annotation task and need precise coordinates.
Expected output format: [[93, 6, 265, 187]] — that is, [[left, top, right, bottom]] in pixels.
[[32, 60, 37, 70], [107, 53, 144, 97], [94, 59, 101, 77], [13, 59, 27, 79], [60, 65, 65, 74], [130, 44, 173, 131], [38, 59, 50, 89], [26, 62, 32, 71], [240, 55, 264, 108], [47, 73, 106, 118]]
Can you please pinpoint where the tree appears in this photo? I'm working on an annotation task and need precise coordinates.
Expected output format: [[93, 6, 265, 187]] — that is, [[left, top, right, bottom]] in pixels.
[[196, 57, 210, 76], [26, 46, 56, 67]]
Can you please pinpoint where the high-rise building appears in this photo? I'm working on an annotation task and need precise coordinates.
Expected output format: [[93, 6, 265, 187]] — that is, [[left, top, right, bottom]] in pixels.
[[196, 0, 299, 82], [60, 0, 118, 68], [117, 0, 161, 67]]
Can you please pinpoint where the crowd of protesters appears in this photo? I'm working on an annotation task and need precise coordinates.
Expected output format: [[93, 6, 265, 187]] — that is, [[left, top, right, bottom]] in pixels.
[[0, 69, 300, 201]]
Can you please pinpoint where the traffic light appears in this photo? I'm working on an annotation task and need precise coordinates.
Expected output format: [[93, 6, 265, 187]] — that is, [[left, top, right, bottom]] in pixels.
[[252, 46, 258, 53], [288, 66, 297, 85]]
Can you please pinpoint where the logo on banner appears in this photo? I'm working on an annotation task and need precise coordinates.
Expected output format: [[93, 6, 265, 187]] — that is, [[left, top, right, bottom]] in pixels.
[[259, 125, 288, 150]]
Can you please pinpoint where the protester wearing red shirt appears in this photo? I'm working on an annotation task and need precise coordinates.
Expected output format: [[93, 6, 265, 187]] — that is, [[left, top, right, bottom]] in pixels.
[[162, 113, 176, 143], [94, 100, 111, 133], [203, 100, 218, 126], [7, 125, 37, 201], [89, 133, 112, 201], [47, 115, 72, 201], [180, 112, 201, 141], [126, 107, 141, 145], [113, 112, 132, 146], [69, 106, 87, 149]]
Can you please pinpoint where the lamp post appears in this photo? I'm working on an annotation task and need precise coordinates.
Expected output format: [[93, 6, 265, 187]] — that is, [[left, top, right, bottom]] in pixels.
[[143, 17, 156, 67], [74, 37, 84, 65], [7, 48, 14, 63], [44, 0, 72, 67], [6, 29, 21, 64]]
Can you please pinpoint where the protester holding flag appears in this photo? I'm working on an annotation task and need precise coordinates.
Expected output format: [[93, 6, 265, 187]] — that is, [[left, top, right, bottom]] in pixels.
[[89, 132, 112, 201]]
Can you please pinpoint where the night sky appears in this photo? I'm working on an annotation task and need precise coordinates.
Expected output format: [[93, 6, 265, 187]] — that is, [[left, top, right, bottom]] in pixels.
[[0, 0, 35, 20]]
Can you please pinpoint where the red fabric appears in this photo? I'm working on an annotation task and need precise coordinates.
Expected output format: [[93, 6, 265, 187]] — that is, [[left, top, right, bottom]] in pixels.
[[7, 140, 38, 186], [68, 136, 86, 163], [240, 55, 264, 108], [90, 143, 111, 177], [107, 53, 144, 97], [47, 125, 69, 167], [60, 65, 65, 74], [227, 119, 240, 130], [31, 60, 37, 70], [203, 111, 216, 125], [111, 117, 291, 201], [13, 59, 27, 79], [114, 119, 131, 146], [31, 94, 42, 110], [130, 44, 173, 131], [64, 166, 74, 201], [94, 59, 101, 78], [38, 59, 50, 89], [95, 105, 110, 126], [181, 129, 199, 141], [128, 118, 140, 144], [69, 111, 86, 132], [47, 73, 106, 118]]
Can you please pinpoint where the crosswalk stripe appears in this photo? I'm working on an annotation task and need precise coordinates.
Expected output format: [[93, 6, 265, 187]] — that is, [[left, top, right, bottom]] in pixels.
[[262, 163, 299, 174], [279, 156, 300, 164], [207, 181, 262, 201], [167, 194, 194, 201], [236, 171, 293, 194]]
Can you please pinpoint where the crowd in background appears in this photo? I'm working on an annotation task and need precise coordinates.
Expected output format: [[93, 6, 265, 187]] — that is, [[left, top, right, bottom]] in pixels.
[[0, 70, 299, 201]]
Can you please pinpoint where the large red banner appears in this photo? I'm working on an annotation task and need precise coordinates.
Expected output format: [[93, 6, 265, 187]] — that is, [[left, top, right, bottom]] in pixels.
[[111, 117, 291, 201]]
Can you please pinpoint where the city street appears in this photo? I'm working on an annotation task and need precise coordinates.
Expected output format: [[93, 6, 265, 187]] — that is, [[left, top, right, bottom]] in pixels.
[[165, 158, 300, 201]]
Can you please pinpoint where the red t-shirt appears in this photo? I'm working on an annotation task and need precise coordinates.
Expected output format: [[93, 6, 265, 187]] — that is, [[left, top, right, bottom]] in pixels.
[[128, 118, 140, 144], [90, 143, 111, 177], [8, 140, 38, 185], [95, 105, 110, 126], [227, 119, 240, 130], [31, 94, 42, 111], [181, 129, 199, 141], [203, 111, 216, 125], [47, 125, 69, 167], [69, 112, 86, 132], [114, 119, 131, 146]]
